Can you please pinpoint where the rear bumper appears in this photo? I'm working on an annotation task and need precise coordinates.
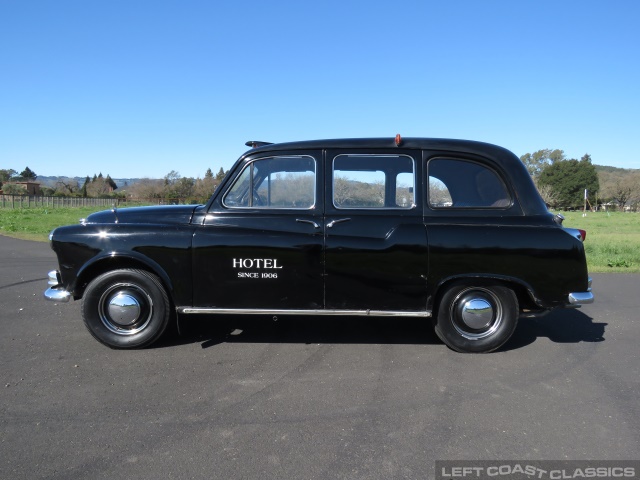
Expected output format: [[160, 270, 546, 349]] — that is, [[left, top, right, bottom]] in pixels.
[[567, 277, 594, 306], [43, 270, 71, 303]]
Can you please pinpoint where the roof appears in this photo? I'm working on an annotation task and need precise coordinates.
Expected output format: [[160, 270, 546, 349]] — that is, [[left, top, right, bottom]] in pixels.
[[244, 137, 512, 156]]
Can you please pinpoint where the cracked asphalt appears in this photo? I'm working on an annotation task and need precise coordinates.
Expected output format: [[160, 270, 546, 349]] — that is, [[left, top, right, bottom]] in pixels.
[[0, 235, 638, 479]]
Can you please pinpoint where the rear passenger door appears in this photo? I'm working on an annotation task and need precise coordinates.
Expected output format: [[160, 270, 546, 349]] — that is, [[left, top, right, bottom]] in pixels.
[[323, 150, 429, 312]]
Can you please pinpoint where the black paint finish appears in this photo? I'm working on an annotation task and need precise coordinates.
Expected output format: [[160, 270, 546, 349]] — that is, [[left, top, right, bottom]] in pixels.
[[48, 138, 590, 320]]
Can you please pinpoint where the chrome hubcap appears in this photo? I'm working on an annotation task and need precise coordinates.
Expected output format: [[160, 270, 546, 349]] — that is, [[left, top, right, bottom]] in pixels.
[[461, 298, 493, 329], [451, 287, 502, 340], [98, 283, 153, 335], [107, 293, 141, 326]]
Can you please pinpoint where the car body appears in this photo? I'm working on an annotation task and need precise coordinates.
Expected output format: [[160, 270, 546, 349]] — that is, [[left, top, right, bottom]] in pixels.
[[45, 137, 593, 352]]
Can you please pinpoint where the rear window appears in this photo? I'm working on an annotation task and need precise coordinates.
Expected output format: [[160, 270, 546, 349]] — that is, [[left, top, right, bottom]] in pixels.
[[428, 158, 510, 209]]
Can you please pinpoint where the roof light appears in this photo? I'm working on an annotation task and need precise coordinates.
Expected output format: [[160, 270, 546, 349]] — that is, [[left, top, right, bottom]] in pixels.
[[395, 134, 402, 147]]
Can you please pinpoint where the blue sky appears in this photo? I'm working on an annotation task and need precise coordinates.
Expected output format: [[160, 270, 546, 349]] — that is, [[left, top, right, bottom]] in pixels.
[[1, 0, 639, 179]]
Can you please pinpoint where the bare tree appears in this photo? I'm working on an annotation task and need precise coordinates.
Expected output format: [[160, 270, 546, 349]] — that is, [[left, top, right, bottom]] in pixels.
[[55, 178, 79, 196]]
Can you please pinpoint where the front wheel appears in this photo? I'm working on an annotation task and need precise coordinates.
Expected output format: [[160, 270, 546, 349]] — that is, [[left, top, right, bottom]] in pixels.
[[82, 269, 171, 349], [434, 284, 518, 353]]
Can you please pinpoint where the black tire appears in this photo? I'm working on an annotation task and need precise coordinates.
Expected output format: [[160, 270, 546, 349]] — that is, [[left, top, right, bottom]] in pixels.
[[81, 269, 171, 349], [434, 283, 518, 353]]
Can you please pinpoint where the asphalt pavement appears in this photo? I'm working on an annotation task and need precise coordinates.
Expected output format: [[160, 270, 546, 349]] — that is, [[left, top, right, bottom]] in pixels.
[[0, 235, 638, 480]]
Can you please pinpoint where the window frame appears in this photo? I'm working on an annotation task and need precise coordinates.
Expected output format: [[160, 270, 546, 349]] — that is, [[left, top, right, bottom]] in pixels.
[[426, 156, 512, 211], [331, 153, 417, 211], [222, 155, 318, 211]]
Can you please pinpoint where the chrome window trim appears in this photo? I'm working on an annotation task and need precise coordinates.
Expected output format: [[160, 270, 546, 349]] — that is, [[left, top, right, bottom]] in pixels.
[[222, 155, 317, 211], [331, 154, 416, 210]]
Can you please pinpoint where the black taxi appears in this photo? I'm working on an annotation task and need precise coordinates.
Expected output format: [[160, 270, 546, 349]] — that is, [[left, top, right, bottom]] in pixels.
[[44, 136, 593, 352]]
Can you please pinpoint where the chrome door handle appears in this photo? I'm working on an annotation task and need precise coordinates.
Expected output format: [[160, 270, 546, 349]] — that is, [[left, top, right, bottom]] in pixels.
[[296, 219, 320, 229], [326, 218, 351, 228]]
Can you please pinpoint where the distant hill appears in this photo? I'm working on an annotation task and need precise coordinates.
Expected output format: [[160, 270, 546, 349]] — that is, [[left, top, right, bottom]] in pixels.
[[36, 176, 145, 189], [594, 164, 639, 174]]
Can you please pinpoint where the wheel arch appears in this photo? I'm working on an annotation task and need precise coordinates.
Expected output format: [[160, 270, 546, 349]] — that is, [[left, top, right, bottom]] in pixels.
[[74, 253, 175, 303], [430, 274, 538, 319]]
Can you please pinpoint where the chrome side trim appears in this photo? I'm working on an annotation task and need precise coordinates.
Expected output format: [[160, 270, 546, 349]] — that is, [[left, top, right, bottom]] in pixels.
[[568, 292, 594, 305], [178, 307, 431, 317], [44, 287, 71, 302]]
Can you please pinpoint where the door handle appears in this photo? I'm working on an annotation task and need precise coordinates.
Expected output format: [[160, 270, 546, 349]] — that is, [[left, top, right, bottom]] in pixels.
[[296, 219, 320, 229], [326, 218, 351, 228]]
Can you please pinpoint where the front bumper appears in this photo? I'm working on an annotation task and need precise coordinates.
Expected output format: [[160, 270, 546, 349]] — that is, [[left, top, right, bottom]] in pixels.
[[567, 277, 594, 306], [43, 270, 71, 303]]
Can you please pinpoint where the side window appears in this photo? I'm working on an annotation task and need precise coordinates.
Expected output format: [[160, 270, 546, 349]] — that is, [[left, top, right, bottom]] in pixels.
[[333, 154, 415, 209], [223, 156, 316, 209], [428, 158, 510, 209]]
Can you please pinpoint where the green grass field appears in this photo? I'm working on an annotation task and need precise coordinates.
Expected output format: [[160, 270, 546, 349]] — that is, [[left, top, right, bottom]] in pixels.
[[559, 211, 640, 273], [0, 206, 638, 273], [0, 206, 110, 242]]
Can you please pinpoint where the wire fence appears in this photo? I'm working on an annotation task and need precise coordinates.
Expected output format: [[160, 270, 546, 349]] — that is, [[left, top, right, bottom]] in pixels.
[[0, 195, 192, 209]]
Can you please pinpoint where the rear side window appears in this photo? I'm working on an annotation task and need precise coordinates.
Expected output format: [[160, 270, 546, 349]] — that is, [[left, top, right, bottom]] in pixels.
[[332, 154, 415, 209], [428, 158, 510, 209]]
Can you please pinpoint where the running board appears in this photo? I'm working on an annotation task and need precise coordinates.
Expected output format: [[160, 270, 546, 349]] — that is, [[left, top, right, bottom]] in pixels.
[[177, 307, 432, 318]]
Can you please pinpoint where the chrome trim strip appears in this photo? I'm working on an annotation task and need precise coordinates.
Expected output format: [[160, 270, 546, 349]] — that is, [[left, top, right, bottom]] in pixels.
[[178, 307, 431, 317], [44, 287, 71, 303], [568, 292, 594, 305]]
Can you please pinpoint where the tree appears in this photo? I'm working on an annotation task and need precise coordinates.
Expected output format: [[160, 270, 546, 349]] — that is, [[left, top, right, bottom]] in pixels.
[[602, 173, 638, 211], [169, 177, 195, 199], [55, 178, 80, 196], [81, 176, 91, 197], [537, 154, 599, 209], [86, 176, 112, 197], [105, 175, 117, 191], [20, 166, 37, 180], [128, 178, 165, 199], [0, 168, 17, 182], [205, 168, 213, 179], [520, 149, 565, 178], [164, 170, 180, 187], [2, 183, 26, 195], [215, 168, 226, 181]]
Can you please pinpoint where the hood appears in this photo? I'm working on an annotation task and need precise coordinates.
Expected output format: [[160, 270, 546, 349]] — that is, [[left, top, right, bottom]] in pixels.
[[84, 204, 201, 225]]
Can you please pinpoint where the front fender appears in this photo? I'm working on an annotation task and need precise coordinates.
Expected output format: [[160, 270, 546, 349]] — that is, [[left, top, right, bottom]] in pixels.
[[51, 223, 195, 306]]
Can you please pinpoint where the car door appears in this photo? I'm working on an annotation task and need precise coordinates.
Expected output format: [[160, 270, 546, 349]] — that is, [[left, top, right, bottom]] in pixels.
[[323, 149, 429, 312], [191, 151, 325, 310]]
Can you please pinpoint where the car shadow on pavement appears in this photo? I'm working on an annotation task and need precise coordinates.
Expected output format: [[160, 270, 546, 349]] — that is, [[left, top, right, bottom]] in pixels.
[[156, 315, 441, 349], [152, 308, 606, 352], [501, 308, 606, 352]]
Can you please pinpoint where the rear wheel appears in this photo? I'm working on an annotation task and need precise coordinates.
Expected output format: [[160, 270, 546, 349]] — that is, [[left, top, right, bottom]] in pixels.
[[434, 283, 518, 353], [82, 269, 171, 349]]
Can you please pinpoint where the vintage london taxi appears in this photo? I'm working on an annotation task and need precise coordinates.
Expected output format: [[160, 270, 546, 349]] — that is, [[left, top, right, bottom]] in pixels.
[[44, 136, 593, 353]]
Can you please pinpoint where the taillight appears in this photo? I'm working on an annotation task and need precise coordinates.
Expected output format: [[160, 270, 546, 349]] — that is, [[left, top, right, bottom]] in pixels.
[[563, 228, 586, 242]]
